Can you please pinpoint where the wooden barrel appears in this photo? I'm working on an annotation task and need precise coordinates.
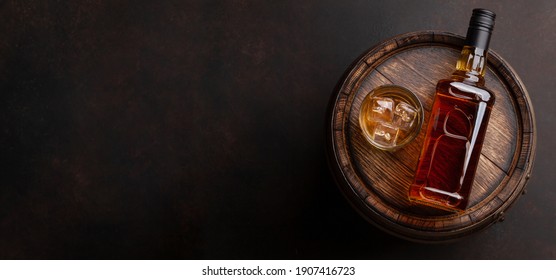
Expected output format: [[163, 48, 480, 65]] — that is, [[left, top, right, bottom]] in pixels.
[[326, 31, 536, 242]]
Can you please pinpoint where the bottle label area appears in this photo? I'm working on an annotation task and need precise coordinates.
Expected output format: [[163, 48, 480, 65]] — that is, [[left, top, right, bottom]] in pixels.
[[410, 88, 492, 210]]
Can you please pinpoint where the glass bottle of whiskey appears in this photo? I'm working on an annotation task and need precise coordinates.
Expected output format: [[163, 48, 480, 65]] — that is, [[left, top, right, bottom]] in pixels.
[[409, 9, 496, 211]]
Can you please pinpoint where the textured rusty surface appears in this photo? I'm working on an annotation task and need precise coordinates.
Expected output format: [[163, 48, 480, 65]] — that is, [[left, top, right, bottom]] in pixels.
[[0, 1, 554, 259]]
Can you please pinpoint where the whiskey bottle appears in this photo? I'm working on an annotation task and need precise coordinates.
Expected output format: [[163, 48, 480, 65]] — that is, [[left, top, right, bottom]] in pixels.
[[409, 9, 496, 211]]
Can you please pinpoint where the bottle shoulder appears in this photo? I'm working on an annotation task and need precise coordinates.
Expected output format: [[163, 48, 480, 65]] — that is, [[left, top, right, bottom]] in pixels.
[[436, 79, 495, 104]]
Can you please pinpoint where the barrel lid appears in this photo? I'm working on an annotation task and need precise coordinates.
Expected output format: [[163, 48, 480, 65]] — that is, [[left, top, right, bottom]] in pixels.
[[326, 31, 536, 242]]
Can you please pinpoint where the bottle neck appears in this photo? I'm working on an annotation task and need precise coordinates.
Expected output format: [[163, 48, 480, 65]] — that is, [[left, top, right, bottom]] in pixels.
[[452, 46, 488, 86]]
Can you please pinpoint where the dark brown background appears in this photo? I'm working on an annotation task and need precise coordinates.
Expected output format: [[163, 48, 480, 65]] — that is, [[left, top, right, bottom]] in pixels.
[[1, 0, 554, 259]]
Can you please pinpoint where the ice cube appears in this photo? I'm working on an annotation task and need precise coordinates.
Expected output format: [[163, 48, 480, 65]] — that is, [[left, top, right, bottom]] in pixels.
[[393, 101, 417, 131], [372, 122, 399, 147], [369, 97, 394, 123]]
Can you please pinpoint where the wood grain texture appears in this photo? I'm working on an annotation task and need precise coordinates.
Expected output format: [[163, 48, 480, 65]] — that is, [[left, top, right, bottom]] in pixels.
[[327, 31, 536, 242]]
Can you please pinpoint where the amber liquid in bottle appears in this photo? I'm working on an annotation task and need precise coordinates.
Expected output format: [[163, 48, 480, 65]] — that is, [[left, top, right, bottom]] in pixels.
[[409, 9, 496, 211]]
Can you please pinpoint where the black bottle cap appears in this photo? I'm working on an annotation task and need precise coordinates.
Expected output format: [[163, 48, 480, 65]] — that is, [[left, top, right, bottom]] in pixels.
[[464, 9, 496, 50]]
